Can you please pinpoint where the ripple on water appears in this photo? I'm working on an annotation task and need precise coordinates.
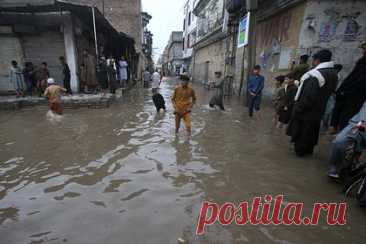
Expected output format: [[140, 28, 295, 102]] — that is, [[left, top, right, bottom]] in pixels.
[[54, 192, 81, 201], [90, 201, 107, 208], [103, 179, 131, 193], [121, 188, 149, 201]]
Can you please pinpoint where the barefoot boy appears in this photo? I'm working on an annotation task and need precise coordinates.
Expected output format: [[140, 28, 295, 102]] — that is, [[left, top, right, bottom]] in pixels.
[[44, 78, 66, 115], [172, 75, 196, 136]]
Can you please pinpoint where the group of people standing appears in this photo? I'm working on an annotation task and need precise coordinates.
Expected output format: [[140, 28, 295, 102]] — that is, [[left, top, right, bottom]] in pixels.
[[267, 42, 366, 182], [79, 50, 130, 94], [269, 42, 366, 160], [9, 60, 52, 97], [9, 56, 73, 98], [203, 42, 366, 185], [9, 49, 131, 98], [204, 41, 366, 173]]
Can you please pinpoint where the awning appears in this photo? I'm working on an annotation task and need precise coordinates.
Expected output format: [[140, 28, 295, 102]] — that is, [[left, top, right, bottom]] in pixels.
[[0, 0, 135, 52]]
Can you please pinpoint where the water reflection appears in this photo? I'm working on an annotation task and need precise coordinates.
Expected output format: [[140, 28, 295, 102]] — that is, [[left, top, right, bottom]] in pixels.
[[0, 79, 366, 243]]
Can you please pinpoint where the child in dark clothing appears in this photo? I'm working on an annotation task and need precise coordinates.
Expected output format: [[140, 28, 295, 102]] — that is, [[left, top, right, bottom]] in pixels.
[[248, 65, 265, 118], [152, 89, 166, 113], [277, 73, 298, 128], [273, 75, 286, 125]]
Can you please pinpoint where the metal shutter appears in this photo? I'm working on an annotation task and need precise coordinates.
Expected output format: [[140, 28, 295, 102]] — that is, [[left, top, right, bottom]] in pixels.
[[20, 32, 66, 83]]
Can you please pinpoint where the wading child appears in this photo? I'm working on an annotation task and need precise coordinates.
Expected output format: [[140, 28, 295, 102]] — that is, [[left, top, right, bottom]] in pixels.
[[172, 75, 197, 136], [152, 89, 166, 113], [44, 78, 66, 115], [248, 65, 265, 118], [209, 71, 225, 110], [273, 75, 285, 125], [277, 74, 298, 128]]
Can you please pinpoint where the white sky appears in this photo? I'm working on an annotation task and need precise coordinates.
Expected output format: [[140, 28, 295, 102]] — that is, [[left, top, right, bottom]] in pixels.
[[142, 0, 186, 62]]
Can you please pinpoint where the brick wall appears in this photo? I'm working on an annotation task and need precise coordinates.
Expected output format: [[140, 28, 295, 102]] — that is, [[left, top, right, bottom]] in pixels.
[[93, 0, 142, 51]]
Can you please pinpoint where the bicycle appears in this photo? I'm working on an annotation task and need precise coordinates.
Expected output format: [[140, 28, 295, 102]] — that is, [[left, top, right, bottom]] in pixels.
[[342, 125, 366, 207]]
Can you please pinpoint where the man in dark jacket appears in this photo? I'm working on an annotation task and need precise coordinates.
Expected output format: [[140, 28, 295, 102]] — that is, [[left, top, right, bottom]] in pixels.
[[59, 56, 72, 95], [331, 42, 366, 131], [287, 50, 338, 157]]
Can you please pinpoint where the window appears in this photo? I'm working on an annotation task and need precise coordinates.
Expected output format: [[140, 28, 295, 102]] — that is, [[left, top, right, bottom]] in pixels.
[[183, 19, 186, 31], [188, 12, 191, 26], [182, 37, 185, 50], [187, 34, 191, 48]]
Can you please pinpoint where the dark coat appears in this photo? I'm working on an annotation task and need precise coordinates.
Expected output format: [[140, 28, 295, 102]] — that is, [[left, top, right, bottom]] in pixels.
[[107, 65, 118, 91], [287, 67, 338, 149], [98, 62, 109, 89], [332, 56, 366, 129], [153, 93, 166, 111], [278, 84, 298, 124]]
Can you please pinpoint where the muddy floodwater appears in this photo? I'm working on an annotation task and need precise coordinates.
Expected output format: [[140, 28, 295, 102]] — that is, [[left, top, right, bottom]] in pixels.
[[1, 77, 366, 244]]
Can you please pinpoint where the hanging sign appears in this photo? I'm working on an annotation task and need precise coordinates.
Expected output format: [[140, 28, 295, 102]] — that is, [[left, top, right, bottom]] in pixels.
[[238, 13, 250, 48]]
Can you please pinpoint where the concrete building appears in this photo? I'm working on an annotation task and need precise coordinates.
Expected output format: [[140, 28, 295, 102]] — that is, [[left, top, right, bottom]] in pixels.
[[192, 0, 229, 85], [227, 0, 366, 96], [142, 12, 154, 72], [160, 46, 169, 75], [69, 0, 145, 80], [182, 0, 198, 75], [0, 0, 135, 93], [162, 31, 184, 76], [60, 0, 143, 52]]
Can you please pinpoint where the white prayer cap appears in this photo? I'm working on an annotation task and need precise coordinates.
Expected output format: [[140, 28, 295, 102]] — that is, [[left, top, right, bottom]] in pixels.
[[47, 78, 55, 84]]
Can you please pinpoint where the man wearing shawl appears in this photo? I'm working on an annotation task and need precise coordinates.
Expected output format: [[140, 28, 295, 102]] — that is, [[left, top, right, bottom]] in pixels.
[[287, 50, 338, 157], [82, 49, 98, 93]]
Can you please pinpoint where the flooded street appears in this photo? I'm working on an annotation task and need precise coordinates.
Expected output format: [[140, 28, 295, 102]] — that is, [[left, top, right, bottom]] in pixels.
[[1, 77, 366, 244]]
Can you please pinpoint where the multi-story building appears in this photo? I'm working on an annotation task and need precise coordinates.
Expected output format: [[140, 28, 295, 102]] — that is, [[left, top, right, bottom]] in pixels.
[[190, 0, 366, 97], [182, 0, 198, 74], [67, 0, 143, 54], [226, 0, 366, 96], [192, 0, 229, 84], [162, 31, 184, 76], [75, 0, 145, 80], [142, 12, 154, 72]]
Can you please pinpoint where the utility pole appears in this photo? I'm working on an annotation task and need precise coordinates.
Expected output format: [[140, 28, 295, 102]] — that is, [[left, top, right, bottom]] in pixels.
[[244, 0, 258, 105], [92, 6, 99, 62]]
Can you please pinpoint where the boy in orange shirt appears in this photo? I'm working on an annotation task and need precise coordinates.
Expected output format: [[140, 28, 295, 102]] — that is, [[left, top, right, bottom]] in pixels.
[[172, 75, 196, 136]]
